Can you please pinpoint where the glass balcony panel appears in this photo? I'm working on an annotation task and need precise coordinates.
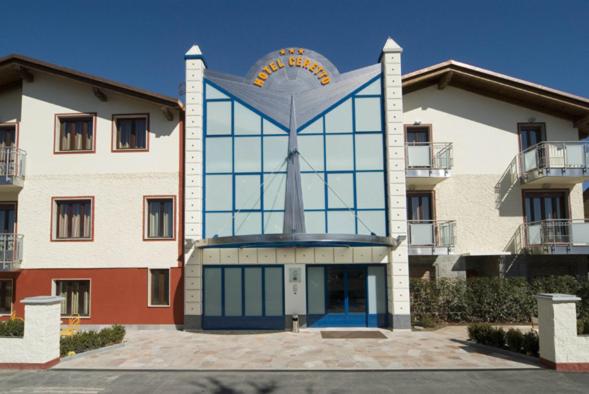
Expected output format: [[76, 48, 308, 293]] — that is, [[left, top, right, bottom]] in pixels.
[[438, 222, 454, 247], [565, 143, 585, 168], [410, 223, 434, 245], [407, 145, 431, 168], [570, 222, 589, 245], [527, 223, 542, 245], [435, 147, 452, 169], [523, 149, 537, 172], [546, 143, 565, 167]]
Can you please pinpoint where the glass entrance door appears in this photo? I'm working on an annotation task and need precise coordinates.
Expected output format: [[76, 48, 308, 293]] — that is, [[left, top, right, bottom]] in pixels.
[[307, 265, 381, 327]]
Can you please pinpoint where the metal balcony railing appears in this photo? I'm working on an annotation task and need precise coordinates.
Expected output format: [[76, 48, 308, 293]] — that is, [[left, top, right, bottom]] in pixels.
[[0, 233, 23, 271], [408, 220, 456, 248], [405, 142, 453, 171], [523, 219, 589, 248], [519, 141, 589, 174], [0, 147, 26, 184]]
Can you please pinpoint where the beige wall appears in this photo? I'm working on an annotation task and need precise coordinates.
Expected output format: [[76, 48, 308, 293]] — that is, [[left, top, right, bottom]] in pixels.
[[2, 73, 181, 269], [404, 86, 584, 254]]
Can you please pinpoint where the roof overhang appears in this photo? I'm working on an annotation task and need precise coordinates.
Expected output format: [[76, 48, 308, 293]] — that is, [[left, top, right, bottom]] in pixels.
[[403, 60, 589, 135], [0, 54, 181, 109], [195, 233, 399, 249]]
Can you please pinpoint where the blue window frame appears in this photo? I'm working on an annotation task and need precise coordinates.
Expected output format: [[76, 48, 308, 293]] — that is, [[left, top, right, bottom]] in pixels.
[[203, 76, 387, 238]]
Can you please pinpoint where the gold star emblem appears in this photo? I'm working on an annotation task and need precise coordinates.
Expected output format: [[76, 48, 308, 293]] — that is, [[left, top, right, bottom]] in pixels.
[[298, 48, 304, 55], [279, 49, 285, 55], [289, 48, 295, 54]]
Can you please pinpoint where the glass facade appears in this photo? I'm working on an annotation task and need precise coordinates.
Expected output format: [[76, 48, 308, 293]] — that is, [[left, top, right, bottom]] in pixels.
[[298, 77, 387, 235], [203, 76, 387, 237]]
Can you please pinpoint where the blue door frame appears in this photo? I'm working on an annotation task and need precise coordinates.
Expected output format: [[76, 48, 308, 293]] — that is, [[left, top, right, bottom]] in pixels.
[[306, 264, 388, 328]]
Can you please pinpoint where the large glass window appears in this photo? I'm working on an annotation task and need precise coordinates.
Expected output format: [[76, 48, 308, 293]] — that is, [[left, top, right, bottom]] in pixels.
[[297, 76, 387, 236], [203, 76, 386, 237], [203, 82, 288, 238]]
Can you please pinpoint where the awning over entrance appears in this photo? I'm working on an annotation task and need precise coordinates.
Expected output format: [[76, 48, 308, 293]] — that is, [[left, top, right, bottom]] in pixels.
[[196, 233, 399, 249]]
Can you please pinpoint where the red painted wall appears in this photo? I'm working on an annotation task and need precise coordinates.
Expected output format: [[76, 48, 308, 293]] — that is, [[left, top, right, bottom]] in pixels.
[[0, 267, 183, 325]]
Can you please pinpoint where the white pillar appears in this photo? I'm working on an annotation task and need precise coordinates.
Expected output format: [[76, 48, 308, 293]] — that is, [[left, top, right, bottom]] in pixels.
[[381, 37, 411, 330], [0, 296, 63, 367], [184, 45, 206, 330], [536, 293, 589, 371]]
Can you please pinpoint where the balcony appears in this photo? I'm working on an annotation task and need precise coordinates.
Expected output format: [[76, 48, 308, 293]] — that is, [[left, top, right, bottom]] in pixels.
[[0, 147, 26, 189], [520, 219, 589, 255], [519, 141, 589, 185], [405, 142, 453, 185], [408, 220, 456, 255], [0, 233, 23, 271]]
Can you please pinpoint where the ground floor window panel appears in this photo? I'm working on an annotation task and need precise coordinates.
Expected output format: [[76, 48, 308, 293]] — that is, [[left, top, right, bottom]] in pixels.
[[0, 279, 13, 315], [55, 280, 90, 317], [149, 269, 170, 306], [203, 265, 284, 329], [306, 265, 387, 328]]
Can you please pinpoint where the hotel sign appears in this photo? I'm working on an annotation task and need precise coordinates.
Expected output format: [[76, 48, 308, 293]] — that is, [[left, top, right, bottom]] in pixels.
[[253, 48, 331, 88]]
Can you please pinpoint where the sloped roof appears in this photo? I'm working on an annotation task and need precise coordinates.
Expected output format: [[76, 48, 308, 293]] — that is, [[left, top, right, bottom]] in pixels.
[[0, 54, 181, 109], [403, 60, 589, 133]]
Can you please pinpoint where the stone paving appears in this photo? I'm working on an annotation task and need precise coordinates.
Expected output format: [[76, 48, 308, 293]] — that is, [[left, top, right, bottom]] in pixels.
[[54, 326, 541, 370]]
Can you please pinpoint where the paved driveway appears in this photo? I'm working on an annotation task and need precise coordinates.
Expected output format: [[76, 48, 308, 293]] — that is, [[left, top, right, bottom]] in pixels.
[[55, 326, 540, 370]]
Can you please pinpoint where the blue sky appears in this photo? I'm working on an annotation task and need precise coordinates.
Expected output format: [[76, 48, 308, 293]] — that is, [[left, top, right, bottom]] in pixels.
[[0, 0, 587, 99]]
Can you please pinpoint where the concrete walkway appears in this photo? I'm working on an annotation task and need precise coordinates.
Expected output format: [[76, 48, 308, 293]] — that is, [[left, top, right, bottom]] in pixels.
[[54, 326, 541, 370]]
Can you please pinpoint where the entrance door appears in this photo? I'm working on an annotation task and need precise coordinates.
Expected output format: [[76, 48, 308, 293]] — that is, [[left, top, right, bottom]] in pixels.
[[307, 265, 387, 328], [325, 267, 366, 326]]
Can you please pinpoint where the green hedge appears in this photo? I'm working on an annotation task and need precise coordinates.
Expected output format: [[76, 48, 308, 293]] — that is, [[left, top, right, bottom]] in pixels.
[[60, 325, 125, 357], [468, 323, 539, 357], [0, 319, 24, 337], [411, 276, 589, 333]]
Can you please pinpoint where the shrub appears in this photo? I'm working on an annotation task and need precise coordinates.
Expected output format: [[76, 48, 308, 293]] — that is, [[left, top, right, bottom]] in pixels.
[[60, 324, 125, 357], [0, 318, 24, 337], [411, 276, 588, 325], [522, 331, 539, 357], [578, 318, 589, 335], [467, 322, 493, 344], [506, 329, 524, 353], [415, 314, 437, 328]]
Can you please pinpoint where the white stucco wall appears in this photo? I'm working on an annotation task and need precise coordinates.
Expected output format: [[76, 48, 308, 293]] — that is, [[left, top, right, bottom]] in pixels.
[[6, 74, 180, 269], [404, 86, 584, 254], [536, 294, 589, 368], [0, 296, 62, 366]]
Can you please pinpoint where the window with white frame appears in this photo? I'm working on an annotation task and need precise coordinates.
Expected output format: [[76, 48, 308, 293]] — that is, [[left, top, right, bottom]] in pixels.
[[55, 280, 90, 317], [53, 199, 93, 240], [145, 198, 175, 239], [113, 115, 148, 151], [57, 115, 94, 152], [0, 279, 13, 315], [149, 269, 170, 306]]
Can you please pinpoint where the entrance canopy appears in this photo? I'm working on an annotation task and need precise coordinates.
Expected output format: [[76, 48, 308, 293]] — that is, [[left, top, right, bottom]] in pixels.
[[196, 233, 398, 249]]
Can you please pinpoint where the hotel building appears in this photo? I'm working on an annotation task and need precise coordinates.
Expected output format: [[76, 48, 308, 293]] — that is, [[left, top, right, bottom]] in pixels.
[[1, 37, 589, 329]]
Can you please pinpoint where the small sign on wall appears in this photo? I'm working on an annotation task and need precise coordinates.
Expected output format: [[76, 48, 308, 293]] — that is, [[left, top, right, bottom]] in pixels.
[[288, 267, 302, 283]]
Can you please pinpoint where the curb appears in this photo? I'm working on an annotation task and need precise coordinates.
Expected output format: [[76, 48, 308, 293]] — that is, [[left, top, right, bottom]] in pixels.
[[48, 367, 542, 373], [451, 339, 541, 366], [55, 342, 126, 365]]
